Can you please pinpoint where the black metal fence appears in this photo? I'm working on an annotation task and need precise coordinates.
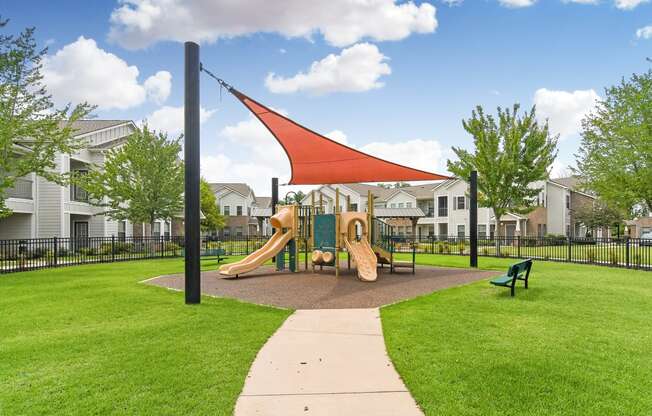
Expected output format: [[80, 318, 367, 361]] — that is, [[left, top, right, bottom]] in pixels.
[[2, 234, 651, 274], [0, 235, 270, 274], [389, 235, 652, 271]]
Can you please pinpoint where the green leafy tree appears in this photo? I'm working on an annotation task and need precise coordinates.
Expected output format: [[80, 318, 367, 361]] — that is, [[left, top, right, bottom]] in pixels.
[[78, 125, 184, 235], [575, 70, 652, 216], [574, 201, 624, 237], [0, 18, 93, 217], [447, 104, 558, 237], [200, 178, 224, 232], [283, 190, 306, 205]]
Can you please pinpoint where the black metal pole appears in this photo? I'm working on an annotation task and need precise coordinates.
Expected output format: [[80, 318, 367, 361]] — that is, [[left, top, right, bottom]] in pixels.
[[271, 177, 278, 262], [184, 41, 201, 304], [470, 170, 478, 268]]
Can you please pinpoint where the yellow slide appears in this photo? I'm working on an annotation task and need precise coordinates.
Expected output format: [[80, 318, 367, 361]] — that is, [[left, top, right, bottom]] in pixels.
[[219, 206, 295, 278], [344, 237, 378, 282], [340, 212, 378, 282]]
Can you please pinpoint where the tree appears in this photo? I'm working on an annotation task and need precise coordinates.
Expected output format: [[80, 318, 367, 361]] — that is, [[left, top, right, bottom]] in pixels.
[[283, 190, 305, 205], [447, 104, 558, 237], [0, 18, 93, 217], [575, 70, 652, 216], [78, 125, 184, 235], [200, 178, 224, 232], [574, 201, 624, 237]]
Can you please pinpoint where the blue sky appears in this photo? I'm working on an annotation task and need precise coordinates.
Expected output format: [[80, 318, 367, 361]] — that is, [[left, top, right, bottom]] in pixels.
[[3, 0, 651, 194]]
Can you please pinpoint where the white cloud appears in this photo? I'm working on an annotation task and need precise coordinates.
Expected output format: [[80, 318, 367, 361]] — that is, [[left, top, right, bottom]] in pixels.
[[359, 139, 448, 174], [615, 0, 649, 9], [144, 71, 172, 104], [636, 25, 652, 39], [265, 43, 391, 95], [143, 105, 216, 135], [550, 159, 572, 178], [441, 0, 464, 5], [499, 0, 537, 7], [109, 0, 437, 49], [42, 36, 169, 110], [533, 88, 601, 140], [562, 0, 599, 4]]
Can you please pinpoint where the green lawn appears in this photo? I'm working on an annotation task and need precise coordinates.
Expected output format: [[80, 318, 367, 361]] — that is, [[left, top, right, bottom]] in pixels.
[[0, 258, 291, 415], [381, 255, 652, 415]]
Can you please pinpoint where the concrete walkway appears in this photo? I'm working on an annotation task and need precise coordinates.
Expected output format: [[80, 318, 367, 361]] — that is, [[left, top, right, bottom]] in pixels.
[[235, 308, 423, 416]]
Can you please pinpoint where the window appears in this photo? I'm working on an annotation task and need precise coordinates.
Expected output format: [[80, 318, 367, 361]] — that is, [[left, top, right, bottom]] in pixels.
[[566, 224, 571, 236], [537, 223, 547, 237], [390, 203, 397, 208], [457, 224, 465, 238], [455, 196, 466, 210], [406, 202, 412, 208], [235, 226, 243, 236], [164, 222, 171, 238], [223, 227, 231, 237], [398, 203, 404, 208], [478, 224, 487, 239], [566, 195, 570, 209], [118, 221, 126, 241], [350, 203, 358, 212], [247, 207, 251, 216], [224, 206, 230, 216], [236, 205, 243, 216], [490, 224, 496, 239], [438, 196, 448, 217], [153, 222, 161, 237]]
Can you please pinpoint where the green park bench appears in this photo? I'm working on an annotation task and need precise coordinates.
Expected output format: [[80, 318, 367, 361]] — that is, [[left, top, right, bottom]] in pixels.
[[204, 248, 227, 262], [490, 259, 533, 297]]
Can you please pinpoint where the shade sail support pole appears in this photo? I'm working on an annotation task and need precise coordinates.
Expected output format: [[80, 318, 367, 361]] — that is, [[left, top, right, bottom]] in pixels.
[[184, 41, 201, 304]]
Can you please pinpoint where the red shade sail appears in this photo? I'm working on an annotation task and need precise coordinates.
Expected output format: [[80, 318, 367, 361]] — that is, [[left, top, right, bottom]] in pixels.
[[230, 89, 450, 185]]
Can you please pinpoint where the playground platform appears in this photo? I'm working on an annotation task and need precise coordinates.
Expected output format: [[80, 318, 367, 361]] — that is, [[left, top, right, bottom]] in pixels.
[[146, 264, 497, 309]]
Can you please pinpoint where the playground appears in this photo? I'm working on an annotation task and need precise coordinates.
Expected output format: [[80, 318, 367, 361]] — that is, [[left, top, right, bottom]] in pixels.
[[148, 262, 497, 309]]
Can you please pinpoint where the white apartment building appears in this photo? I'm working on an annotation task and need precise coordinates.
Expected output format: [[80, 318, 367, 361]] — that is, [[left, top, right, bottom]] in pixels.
[[1, 120, 171, 240]]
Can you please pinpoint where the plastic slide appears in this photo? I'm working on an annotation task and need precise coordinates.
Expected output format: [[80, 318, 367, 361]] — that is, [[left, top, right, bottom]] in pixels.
[[344, 237, 378, 282], [339, 212, 378, 282], [219, 207, 294, 278]]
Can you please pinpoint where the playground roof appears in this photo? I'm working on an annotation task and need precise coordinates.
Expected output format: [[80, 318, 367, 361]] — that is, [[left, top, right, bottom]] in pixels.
[[230, 89, 450, 185], [374, 207, 426, 218]]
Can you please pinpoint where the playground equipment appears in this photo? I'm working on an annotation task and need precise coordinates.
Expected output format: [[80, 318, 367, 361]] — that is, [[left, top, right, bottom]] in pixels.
[[217, 186, 413, 281], [219, 205, 298, 277]]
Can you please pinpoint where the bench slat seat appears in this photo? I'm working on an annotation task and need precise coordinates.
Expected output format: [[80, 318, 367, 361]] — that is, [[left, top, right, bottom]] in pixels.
[[490, 259, 533, 296]]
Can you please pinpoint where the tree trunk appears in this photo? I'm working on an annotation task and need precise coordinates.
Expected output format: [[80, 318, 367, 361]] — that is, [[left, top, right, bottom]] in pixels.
[[493, 208, 502, 257]]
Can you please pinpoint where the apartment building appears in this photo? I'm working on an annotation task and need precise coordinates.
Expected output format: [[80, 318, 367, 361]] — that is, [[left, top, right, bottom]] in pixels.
[[296, 177, 596, 238], [210, 183, 272, 237], [0, 120, 173, 240]]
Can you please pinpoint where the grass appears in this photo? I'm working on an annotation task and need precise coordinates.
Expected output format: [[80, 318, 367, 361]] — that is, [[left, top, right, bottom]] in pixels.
[[0, 258, 291, 415], [381, 255, 652, 415]]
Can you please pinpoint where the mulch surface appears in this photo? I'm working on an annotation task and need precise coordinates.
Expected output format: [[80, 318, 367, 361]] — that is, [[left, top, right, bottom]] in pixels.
[[146, 262, 498, 309]]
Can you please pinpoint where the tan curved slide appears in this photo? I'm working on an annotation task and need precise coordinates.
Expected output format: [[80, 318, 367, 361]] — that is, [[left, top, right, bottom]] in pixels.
[[219, 206, 295, 278], [344, 237, 378, 282]]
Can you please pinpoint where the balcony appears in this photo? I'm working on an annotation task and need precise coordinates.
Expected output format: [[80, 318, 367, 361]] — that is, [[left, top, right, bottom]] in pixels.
[[70, 184, 89, 203], [7, 178, 32, 200]]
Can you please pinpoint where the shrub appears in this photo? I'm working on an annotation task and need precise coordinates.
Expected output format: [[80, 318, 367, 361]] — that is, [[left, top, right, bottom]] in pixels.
[[586, 249, 596, 263], [164, 242, 181, 251], [458, 242, 466, 254], [609, 251, 619, 265], [79, 247, 97, 256]]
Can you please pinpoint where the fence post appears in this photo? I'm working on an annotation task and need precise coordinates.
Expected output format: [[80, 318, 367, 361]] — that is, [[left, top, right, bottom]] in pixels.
[[161, 235, 164, 258], [626, 236, 630, 269], [567, 236, 572, 262], [430, 235, 434, 254], [246, 234, 249, 254], [53, 236, 58, 267], [111, 235, 116, 262], [517, 235, 521, 258]]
